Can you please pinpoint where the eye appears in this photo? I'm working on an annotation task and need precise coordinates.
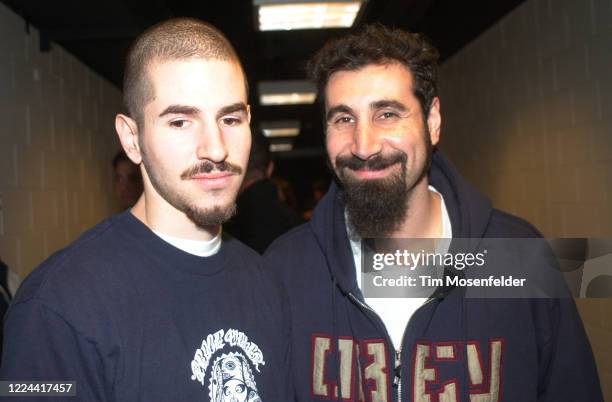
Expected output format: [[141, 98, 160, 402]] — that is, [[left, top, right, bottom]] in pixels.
[[169, 119, 190, 129], [221, 116, 242, 126], [379, 111, 398, 120], [333, 116, 353, 125]]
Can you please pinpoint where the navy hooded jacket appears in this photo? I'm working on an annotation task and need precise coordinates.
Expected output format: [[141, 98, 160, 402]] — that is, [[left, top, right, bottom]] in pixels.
[[264, 152, 602, 402]]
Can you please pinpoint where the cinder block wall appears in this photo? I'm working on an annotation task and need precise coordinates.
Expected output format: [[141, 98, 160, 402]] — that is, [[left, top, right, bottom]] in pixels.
[[438, 0, 612, 398], [0, 3, 123, 278]]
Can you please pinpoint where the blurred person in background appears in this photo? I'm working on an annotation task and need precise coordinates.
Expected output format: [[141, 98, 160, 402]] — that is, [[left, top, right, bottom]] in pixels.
[[112, 150, 143, 210], [301, 179, 328, 220], [226, 135, 301, 253], [272, 176, 299, 213], [0, 258, 20, 360]]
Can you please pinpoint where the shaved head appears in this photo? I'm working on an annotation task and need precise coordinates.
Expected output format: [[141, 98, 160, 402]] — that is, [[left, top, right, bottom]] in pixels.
[[123, 17, 245, 126]]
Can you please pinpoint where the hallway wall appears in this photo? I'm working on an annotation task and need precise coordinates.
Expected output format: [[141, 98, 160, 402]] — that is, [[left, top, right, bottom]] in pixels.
[[438, 0, 612, 398], [0, 3, 124, 278]]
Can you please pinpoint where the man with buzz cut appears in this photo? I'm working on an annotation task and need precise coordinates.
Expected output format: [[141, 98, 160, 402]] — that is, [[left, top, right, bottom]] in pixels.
[[1, 18, 289, 401], [264, 25, 603, 401]]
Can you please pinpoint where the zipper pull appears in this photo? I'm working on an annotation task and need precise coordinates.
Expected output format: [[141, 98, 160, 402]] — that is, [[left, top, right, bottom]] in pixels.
[[393, 349, 401, 386]]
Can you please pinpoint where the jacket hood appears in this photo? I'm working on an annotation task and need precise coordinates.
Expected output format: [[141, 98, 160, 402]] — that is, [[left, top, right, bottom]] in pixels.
[[428, 152, 492, 239], [309, 151, 493, 294]]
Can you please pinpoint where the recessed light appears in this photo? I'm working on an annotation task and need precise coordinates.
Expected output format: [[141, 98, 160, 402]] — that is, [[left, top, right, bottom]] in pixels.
[[258, 80, 317, 105], [261, 120, 301, 137], [269, 143, 294, 152], [254, 1, 364, 31]]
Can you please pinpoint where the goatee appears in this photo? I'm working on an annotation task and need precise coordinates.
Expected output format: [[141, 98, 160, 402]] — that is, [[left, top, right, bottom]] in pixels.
[[334, 132, 433, 238], [336, 152, 410, 238], [179, 160, 242, 227], [142, 156, 241, 228], [184, 203, 236, 228]]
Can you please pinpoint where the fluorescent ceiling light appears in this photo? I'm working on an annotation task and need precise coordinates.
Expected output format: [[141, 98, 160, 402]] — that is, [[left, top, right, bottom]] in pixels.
[[261, 120, 301, 137], [261, 93, 317, 106], [270, 143, 294, 152], [263, 127, 301, 137], [258, 80, 316, 105], [254, 1, 364, 31]]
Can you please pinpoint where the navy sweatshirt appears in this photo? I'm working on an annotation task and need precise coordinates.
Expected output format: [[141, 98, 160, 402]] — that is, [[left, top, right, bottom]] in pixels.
[[264, 152, 603, 402], [1, 211, 291, 402]]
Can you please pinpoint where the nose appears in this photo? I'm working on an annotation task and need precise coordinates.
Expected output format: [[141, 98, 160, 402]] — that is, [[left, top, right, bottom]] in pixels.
[[350, 120, 382, 161], [195, 122, 228, 163]]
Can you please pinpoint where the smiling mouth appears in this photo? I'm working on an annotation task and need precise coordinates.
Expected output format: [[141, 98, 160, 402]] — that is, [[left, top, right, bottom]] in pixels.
[[335, 152, 407, 181], [347, 164, 399, 180]]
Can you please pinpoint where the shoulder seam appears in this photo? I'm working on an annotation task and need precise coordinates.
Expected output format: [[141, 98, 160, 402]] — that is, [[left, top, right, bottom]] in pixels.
[[25, 218, 120, 303], [7, 297, 98, 345]]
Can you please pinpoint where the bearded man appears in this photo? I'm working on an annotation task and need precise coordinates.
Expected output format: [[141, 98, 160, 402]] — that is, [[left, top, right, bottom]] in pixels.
[[264, 25, 602, 402]]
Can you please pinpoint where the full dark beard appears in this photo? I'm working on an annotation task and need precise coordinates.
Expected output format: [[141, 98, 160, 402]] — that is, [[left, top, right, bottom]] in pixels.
[[337, 153, 409, 238], [334, 129, 433, 238]]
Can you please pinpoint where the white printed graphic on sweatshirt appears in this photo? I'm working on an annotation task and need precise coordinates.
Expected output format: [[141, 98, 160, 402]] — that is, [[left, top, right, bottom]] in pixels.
[[191, 328, 265, 402]]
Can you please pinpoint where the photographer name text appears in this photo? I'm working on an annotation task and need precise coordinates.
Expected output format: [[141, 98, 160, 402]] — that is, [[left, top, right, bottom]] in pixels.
[[372, 275, 526, 288]]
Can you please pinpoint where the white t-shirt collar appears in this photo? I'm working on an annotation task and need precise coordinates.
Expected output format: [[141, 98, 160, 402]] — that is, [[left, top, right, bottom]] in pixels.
[[152, 227, 222, 257]]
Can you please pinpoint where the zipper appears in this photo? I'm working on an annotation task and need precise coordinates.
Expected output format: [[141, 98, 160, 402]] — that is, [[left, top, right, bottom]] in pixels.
[[347, 292, 437, 402], [396, 297, 437, 402], [396, 349, 402, 399]]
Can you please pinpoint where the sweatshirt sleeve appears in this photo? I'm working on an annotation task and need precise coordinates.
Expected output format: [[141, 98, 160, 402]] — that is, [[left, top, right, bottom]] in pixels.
[[1, 299, 111, 402], [538, 298, 603, 402]]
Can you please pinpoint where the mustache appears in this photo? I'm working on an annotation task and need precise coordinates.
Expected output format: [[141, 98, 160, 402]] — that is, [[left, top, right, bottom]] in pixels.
[[335, 152, 407, 171], [180, 160, 243, 179]]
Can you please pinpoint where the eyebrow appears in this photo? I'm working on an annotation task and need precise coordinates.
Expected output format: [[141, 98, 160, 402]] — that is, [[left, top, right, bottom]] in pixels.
[[371, 99, 408, 112], [159, 105, 201, 118], [216, 102, 248, 120], [326, 99, 409, 122], [326, 105, 353, 122]]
